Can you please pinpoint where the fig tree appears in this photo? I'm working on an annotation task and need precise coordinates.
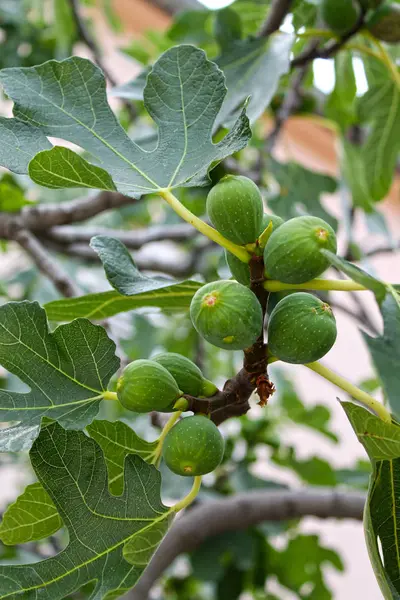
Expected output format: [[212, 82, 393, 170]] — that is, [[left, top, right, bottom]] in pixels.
[[190, 280, 263, 350], [206, 175, 263, 245], [163, 415, 224, 476], [267, 292, 337, 364], [226, 214, 284, 286], [321, 0, 360, 35], [367, 4, 400, 43], [264, 216, 337, 284], [117, 359, 182, 413], [152, 352, 217, 397]]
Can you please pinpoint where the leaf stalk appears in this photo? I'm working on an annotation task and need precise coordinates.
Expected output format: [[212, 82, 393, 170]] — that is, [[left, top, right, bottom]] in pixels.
[[264, 278, 368, 292], [159, 189, 251, 263], [171, 476, 202, 513]]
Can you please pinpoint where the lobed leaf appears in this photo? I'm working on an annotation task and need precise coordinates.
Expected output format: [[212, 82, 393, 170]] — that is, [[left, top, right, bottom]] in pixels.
[[343, 402, 400, 599], [358, 76, 400, 202], [0, 301, 119, 450], [0, 118, 51, 174], [87, 420, 159, 495], [0, 482, 62, 545], [0, 423, 172, 599], [0, 420, 159, 545], [0, 46, 251, 195]]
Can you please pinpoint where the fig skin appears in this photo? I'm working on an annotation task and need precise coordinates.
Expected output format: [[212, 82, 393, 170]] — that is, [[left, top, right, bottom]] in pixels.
[[320, 0, 360, 35], [206, 175, 264, 245], [264, 216, 337, 284], [190, 280, 263, 350], [367, 4, 400, 43], [117, 359, 182, 413], [152, 352, 217, 397], [163, 415, 224, 476], [267, 292, 337, 364]]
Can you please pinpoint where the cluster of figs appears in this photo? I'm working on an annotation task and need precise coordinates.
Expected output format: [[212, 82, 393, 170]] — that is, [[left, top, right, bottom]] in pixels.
[[321, 0, 400, 44], [117, 174, 340, 477]]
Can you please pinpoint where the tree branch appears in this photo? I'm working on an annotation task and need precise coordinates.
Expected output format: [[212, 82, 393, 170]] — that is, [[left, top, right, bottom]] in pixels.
[[0, 191, 135, 238], [259, 0, 294, 37], [42, 222, 196, 249], [291, 10, 365, 67], [125, 488, 365, 600], [267, 65, 310, 152], [68, 0, 117, 86], [12, 229, 79, 297]]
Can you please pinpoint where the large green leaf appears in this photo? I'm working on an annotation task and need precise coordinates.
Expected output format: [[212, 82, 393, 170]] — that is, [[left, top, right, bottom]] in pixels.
[[364, 291, 400, 416], [0, 46, 250, 195], [0, 118, 51, 174], [268, 160, 338, 231], [358, 66, 400, 202], [0, 482, 62, 545], [0, 423, 172, 599], [0, 301, 119, 447], [343, 402, 400, 599], [44, 283, 200, 321], [113, 35, 293, 130], [87, 420, 159, 495], [91, 235, 198, 297], [215, 34, 293, 127], [0, 420, 160, 545]]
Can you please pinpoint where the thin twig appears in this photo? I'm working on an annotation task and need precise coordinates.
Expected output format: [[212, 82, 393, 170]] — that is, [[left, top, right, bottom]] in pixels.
[[12, 229, 79, 297], [42, 223, 196, 249], [267, 65, 310, 152], [259, 0, 294, 37], [68, 0, 117, 86], [291, 11, 365, 67], [125, 488, 365, 600]]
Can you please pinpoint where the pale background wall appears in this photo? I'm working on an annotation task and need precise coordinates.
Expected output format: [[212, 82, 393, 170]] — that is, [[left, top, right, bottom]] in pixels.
[[1, 1, 400, 598]]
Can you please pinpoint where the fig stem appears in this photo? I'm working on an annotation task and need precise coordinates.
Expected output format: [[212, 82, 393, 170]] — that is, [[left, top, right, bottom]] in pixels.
[[264, 279, 368, 292], [102, 391, 118, 401], [305, 362, 392, 423], [151, 410, 183, 466], [267, 356, 392, 423], [171, 476, 202, 513], [159, 188, 251, 263]]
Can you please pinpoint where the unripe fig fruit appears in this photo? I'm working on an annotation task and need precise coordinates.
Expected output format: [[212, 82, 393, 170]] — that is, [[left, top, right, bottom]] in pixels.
[[226, 214, 284, 286], [367, 4, 400, 43], [267, 292, 337, 364], [190, 280, 263, 350], [163, 415, 224, 476], [206, 175, 263, 245], [152, 352, 217, 397], [321, 0, 360, 35], [117, 359, 181, 413], [264, 216, 337, 284]]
